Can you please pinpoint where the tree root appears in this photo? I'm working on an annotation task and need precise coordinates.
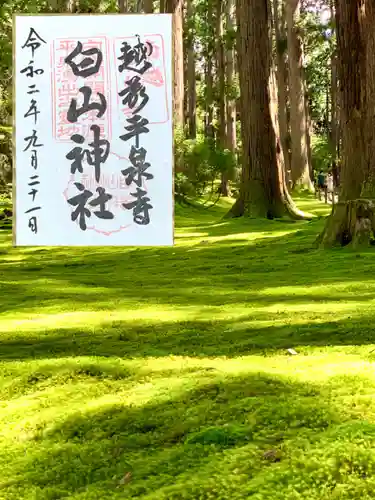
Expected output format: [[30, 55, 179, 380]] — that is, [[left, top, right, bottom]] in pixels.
[[317, 199, 375, 248]]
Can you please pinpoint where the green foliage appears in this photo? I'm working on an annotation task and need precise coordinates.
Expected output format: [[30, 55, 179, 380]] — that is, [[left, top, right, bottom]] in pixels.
[[311, 134, 332, 173], [174, 129, 237, 201], [0, 126, 12, 187], [0, 191, 12, 229], [302, 9, 334, 128]]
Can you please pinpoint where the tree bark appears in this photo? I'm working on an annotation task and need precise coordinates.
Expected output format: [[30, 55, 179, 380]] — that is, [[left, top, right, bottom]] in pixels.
[[286, 0, 313, 191], [272, 0, 291, 184], [361, 1, 375, 199], [330, 0, 339, 187], [205, 0, 215, 139], [118, 0, 127, 12], [144, 0, 154, 12], [216, 0, 229, 195], [215, 0, 226, 149], [227, 0, 310, 220], [165, 0, 184, 126], [186, 0, 196, 138], [225, 0, 236, 154], [318, 0, 375, 248]]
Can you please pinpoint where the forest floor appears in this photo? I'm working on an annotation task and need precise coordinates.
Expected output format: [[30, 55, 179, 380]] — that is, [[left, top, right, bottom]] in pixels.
[[1, 195, 375, 499]]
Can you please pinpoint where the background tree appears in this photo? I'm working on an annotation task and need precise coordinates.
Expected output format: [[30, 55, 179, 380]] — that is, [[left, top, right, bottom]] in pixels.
[[286, 0, 313, 191], [225, 0, 237, 156], [185, 0, 196, 138], [0, 0, 341, 218], [228, 0, 306, 219], [319, 0, 375, 248], [165, 0, 185, 126]]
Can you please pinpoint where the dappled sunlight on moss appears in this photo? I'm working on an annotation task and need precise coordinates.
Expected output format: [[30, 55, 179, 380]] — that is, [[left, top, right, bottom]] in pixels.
[[1, 194, 375, 498]]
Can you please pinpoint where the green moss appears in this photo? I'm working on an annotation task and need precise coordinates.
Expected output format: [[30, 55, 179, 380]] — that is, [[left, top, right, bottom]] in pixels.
[[1, 195, 375, 498]]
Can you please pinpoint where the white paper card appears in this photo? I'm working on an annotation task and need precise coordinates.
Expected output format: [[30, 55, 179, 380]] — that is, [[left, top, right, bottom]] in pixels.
[[14, 14, 173, 246]]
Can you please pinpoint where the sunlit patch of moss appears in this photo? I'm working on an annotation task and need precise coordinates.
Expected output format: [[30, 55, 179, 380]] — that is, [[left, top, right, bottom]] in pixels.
[[1, 194, 375, 498]]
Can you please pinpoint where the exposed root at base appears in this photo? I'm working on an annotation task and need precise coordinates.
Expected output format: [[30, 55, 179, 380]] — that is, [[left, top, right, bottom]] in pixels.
[[317, 199, 375, 248]]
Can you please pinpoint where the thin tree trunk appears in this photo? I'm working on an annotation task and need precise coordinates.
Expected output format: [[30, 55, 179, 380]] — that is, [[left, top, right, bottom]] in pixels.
[[186, 0, 196, 138], [165, 0, 184, 126], [160, 0, 165, 12], [330, 0, 338, 188], [228, 0, 309, 220], [225, 0, 236, 153], [272, 0, 291, 184], [304, 75, 313, 182], [205, 0, 214, 138], [216, 0, 228, 195], [286, 0, 313, 191]]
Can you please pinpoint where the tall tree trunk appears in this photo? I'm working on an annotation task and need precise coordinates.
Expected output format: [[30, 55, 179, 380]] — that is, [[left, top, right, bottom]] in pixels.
[[334, 0, 364, 201], [216, 0, 229, 195], [286, 0, 313, 191], [160, 0, 165, 12], [144, 0, 154, 12], [186, 0, 196, 138], [225, 0, 236, 153], [361, 1, 375, 199], [318, 0, 373, 248], [165, 0, 184, 126], [228, 0, 309, 220], [205, 0, 215, 139], [272, 0, 291, 185]]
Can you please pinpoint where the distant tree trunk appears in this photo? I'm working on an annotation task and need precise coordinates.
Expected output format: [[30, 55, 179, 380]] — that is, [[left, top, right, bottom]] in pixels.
[[216, 0, 229, 195], [205, 0, 215, 139], [144, 0, 154, 12], [215, 0, 226, 148], [185, 0, 196, 138], [286, 0, 313, 191], [225, 0, 237, 154], [303, 73, 313, 182], [330, 0, 339, 187], [227, 0, 309, 220], [160, 0, 165, 12], [272, 0, 291, 184], [165, 0, 184, 126], [118, 0, 127, 12]]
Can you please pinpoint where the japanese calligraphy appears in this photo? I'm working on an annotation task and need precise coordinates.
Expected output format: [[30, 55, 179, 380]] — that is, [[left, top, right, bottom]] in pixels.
[[118, 35, 154, 225], [15, 15, 173, 246], [65, 41, 103, 78], [20, 26, 46, 234], [64, 41, 113, 230], [67, 86, 107, 123], [21, 27, 46, 57], [66, 125, 110, 182], [118, 35, 153, 75]]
